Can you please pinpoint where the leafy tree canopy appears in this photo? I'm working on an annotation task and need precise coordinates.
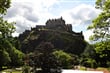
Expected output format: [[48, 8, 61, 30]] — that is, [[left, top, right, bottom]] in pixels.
[[0, 0, 24, 69], [31, 42, 61, 73], [53, 50, 74, 69], [93, 40, 110, 67], [0, 0, 11, 14], [0, 0, 15, 38], [87, 0, 110, 68], [88, 0, 110, 41]]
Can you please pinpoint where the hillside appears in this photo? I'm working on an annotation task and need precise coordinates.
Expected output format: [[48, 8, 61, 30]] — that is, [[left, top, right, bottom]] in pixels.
[[18, 17, 87, 55]]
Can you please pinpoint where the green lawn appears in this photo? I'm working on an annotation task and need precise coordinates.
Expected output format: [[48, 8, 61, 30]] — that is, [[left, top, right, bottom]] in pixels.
[[3, 71, 22, 73], [1, 69, 22, 73]]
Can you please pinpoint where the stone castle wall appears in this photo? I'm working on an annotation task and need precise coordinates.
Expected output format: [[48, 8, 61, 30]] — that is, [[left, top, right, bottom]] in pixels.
[[35, 17, 72, 32], [35, 17, 82, 37]]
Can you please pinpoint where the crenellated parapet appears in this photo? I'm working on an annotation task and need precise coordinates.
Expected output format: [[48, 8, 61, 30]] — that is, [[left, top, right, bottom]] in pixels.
[[34, 17, 83, 39], [45, 17, 72, 31], [46, 17, 66, 30]]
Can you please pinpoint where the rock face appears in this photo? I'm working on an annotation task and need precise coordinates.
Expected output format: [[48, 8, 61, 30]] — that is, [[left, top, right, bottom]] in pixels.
[[18, 17, 87, 55]]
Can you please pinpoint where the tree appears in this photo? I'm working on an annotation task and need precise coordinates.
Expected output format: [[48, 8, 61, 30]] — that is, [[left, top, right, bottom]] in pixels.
[[0, 50, 11, 70], [0, 0, 11, 14], [0, 0, 15, 38], [0, 38, 24, 67], [80, 43, 97, 68], [0, 18, 15, 38], [53, 50, 73, 69], [9, 48, 24, 67], [88, 0, 110, 41], [87, 0, 110, 68], [32, 42, 61, 73], [94, 40, 110, 67], [0, 0, 24, 69]]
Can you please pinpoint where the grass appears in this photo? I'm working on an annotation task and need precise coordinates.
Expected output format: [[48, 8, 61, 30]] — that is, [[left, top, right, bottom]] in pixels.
[[1, 69, 22, 73], [79, 66, 86, 70], [4, 71, 22, 73]]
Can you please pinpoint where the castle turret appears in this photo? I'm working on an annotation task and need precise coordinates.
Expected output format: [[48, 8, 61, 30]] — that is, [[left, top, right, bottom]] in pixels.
[[66, 24, 72, 32], [46, 17, 67, 31]]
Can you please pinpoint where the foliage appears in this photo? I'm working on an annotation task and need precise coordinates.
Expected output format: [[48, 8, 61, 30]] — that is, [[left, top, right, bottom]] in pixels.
[[81, 43, 95, 58], [0, 0, 24, 69], [22, 64, 30, 73], [53, 50, 76, 69], [0, 38, 24, 67], [81, 40, 110, 68], [0, 0, 15, 38], [80, 58, 97, 68], [88, 0, 110, 41], [9, 47, 24, 66], [94, 40, 110, 67], [8, 37, 21, 50], [0, 0, 11, 14], [31, 42, 61, 73], [87, 0, 110, 68], [0, 50, 11, 67], [0, 17, 15, 38], [80, 43, 97, 68]]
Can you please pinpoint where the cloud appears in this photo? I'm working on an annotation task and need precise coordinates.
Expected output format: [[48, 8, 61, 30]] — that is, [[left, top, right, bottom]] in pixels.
[[24, 12, 39, 22], [4, 2, 39, 35], [60, 4, 101, 42], [11, 0, 58, 10], [83, 30, 93, 42], [61, 4, 100, 25], [4, 0, 59, 37]]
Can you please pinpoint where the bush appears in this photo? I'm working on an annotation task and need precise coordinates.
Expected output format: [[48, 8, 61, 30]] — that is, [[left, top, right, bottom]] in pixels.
[[53, 50, 74, 69], [80, 58, 97, 68]]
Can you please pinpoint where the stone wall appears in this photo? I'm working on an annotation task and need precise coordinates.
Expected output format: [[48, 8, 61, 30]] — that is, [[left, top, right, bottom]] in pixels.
[[45, 17, 72, 31]]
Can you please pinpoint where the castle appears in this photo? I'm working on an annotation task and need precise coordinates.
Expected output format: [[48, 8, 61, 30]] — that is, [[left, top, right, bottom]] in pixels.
[[35, 17, 72, 32], [19, 17, 86, 54], [30, 17, 83, 39]]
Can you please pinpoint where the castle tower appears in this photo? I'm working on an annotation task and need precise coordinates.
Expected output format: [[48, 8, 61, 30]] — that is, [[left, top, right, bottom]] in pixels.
[[46, 17, 67, 31]]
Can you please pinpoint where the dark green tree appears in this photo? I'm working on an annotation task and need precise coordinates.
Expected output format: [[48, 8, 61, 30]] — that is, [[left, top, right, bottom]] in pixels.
[[80, 43, 97, 68], [0, 50, 11, 70], [94, 41, 110, 67], [0, 38, 24, 67], [0, 0, 24, 69], [32, 42, 61, 73]]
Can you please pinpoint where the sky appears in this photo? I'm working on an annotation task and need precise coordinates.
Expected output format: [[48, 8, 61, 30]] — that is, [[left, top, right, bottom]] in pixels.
[[4, 0, 101, 42]]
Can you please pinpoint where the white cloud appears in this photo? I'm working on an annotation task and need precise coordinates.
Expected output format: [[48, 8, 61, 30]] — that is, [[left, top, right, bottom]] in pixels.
[[5, 0, 59, 36], [60, 4, 101, 42], [11, 0, 58, 10], [23, 12, 38, 22], [61, 4, 101, 25], [83, 30, 93, 42], [4, 3, 38, 36], [5, 0, 101, 42]]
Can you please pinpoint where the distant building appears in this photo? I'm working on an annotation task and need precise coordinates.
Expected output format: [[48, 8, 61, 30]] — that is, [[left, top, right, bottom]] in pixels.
[[32, 17, 83, 39], [36, 17, 72, 32]]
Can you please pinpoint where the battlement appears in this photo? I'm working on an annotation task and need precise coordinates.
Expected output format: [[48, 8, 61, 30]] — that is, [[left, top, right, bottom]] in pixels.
[[46, 17, 65, 28], [45, 17, 72, 31], [35, 17, 72, 32]]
